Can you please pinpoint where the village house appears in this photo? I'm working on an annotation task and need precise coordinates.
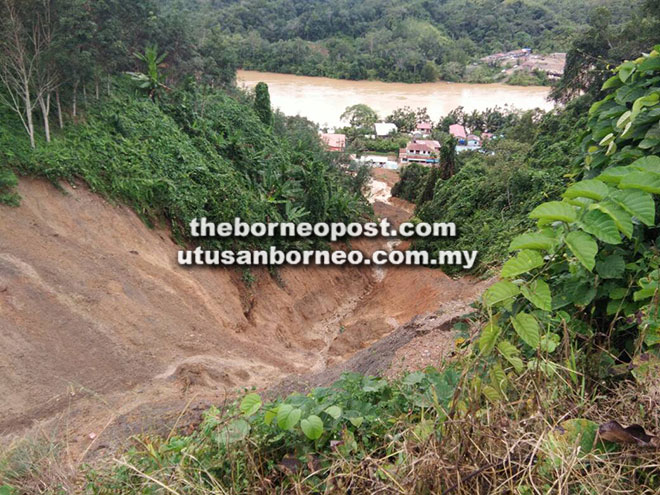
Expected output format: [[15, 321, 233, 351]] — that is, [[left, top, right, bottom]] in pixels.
[[320, 133, 346, 152], [415, 121, 433, 136], [480, 48, 532, 65], [399, 139, 441, 165], [467, 134, 481, 147], [449, 124, 482, 152], [449, 124, 468, 145]]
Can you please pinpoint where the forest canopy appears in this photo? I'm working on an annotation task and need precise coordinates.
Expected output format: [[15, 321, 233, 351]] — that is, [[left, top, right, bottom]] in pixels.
[[163, 0, 648, 83]]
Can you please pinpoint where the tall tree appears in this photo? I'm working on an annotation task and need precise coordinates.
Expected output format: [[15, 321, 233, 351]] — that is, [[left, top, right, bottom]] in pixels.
[[254, 81, 272, 126], [340, 103, 378, 130], [0, 0, 54, 147], [128, 45, 169, 101], [440, 137, 457, 180], [53, 0, 97, 119]]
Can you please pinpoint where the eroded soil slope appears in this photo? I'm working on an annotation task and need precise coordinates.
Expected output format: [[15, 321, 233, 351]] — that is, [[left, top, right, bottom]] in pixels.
[[0, 173, 489, 447]]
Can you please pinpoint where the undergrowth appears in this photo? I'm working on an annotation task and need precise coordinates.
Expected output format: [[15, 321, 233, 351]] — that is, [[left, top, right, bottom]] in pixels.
[[61, 359, 657, 494]]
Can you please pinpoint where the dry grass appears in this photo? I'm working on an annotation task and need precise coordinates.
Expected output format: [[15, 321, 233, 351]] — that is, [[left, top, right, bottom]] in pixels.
[[0, 428, 76, 494], [2, 371, 659, 494]]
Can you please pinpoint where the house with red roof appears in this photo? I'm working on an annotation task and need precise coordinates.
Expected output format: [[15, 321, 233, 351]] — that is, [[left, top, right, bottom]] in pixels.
[[320, 133, 346, 152], [467, 134, 481, 147], [415, 121, 433, 135], [449, 124, 467, 144], [399, 139, 440, 165], [414, 139, 441, 151]]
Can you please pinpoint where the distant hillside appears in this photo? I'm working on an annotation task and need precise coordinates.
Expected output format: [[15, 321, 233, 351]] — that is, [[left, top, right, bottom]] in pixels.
[[168, 0, 640, 83]]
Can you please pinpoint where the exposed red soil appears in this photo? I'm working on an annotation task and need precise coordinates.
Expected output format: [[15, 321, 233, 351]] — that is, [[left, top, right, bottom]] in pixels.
[[0, 170, 490, 462]]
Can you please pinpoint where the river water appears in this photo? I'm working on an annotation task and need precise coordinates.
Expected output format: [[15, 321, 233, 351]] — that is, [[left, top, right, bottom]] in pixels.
[[237, 70, 554, 128]]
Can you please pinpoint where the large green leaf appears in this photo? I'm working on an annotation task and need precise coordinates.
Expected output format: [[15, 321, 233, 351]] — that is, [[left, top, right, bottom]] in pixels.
[[565, 231, 598, 271], [240, 393, 262, 417], [632, 93, 660, 118], [300, 415, 324, 440], [598, 166, 631, 184], [324, 405, 342, 419], [497, 340, 524, 373], [217, 419, 250, 445], [277, 404, 302, 431], [521, 279, 552, 311], [511, 313, 540, 349], [529, 201, 577, 223], [563, 179, 609, 201], [618, 61, 636, 82], [580, 209, 621, 244], [638, 54, 660, 72], [500, 250, 544, 279], [591, 200, 633, 238], [596, 254, 626, 279], [509, 232, 557, 251], [601, 74, 622, 90], [479, 320, 501, 356], [483, 281, 520, 307], [629, 155, 660, 174], [610, 189, 655, 226], [618, 171, 660, 194]]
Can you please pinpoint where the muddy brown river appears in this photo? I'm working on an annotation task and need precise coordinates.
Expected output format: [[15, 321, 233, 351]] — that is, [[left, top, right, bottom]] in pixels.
[[237, 70, 554, 127]]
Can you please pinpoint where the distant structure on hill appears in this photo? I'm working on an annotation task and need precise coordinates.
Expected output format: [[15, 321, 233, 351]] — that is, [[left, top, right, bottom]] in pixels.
[[480, 48, 566, 80]]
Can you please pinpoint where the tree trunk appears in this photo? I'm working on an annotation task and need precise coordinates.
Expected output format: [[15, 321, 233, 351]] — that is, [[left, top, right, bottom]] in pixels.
[[24, 81, 35, 148], [39, 92, 51, 142], [55, 88, 63, 129], [72, 80, 78, 117], [95, 78, 99, 100]]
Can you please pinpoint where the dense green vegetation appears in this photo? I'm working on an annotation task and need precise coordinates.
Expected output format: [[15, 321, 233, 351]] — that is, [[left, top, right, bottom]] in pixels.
[[476, 44, 660, 383], [0, 0, 369, 244], [390, 103, 585, 271], [552, 1, 660, 102], [0, 81, 369, 247], [167, 0, 644, 83]]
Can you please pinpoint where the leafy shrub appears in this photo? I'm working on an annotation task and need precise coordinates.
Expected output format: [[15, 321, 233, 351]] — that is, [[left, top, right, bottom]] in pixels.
[[478, 46, 660, 391], [391, 163, 429, 202], [86, 368, 461, 493], [0, 166, 19, 206]]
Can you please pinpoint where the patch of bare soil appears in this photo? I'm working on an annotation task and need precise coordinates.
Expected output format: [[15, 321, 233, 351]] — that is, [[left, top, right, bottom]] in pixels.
[[0, 171, 489, 464]]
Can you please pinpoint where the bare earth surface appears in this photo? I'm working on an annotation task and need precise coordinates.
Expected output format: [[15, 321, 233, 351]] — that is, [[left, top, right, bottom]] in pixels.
[[0, 170, 491, 463]]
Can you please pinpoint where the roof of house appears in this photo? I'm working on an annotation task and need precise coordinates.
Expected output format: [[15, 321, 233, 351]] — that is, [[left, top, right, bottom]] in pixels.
[[320, 133, 346, 149], [374, 122, 398, 136], [467, 134, 481, 142], [414, 139, 441, 149], [416, 121, 432, 130], [449, 124, 467, 139], [406, 142, 435, 153]]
